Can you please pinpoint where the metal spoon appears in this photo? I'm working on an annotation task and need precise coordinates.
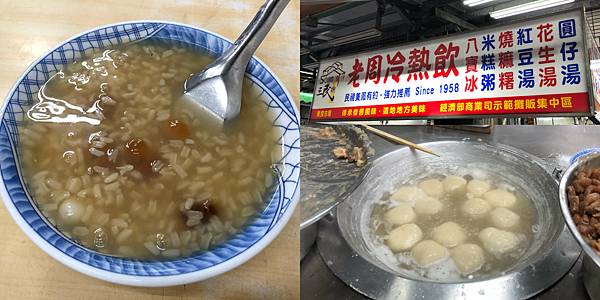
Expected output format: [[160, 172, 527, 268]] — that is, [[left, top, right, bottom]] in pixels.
[[183, 0, 290, 125]]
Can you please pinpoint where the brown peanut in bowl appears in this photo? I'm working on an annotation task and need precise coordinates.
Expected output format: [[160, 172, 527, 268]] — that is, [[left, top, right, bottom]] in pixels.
[[560, 152, 600, 264], [566, 169, 600, 254]]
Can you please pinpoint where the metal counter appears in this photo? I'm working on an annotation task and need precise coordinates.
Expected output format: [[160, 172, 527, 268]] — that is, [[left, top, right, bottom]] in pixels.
[[301, 125, 599, 300]]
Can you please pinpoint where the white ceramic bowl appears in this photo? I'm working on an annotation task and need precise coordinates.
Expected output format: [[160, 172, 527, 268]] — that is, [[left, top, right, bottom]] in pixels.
[[0, 21, 300, 286]]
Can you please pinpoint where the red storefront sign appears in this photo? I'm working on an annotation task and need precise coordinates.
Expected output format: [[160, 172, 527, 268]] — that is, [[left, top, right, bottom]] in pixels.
[[311, 10, 593, 121], [312, 92, 588, 119]]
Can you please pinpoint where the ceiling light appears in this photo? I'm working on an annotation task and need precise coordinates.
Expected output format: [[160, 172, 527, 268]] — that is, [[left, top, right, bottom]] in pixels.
[[329, 28, 382, 46], [463, 0, 496, 7], [490, 0, 575, 19]]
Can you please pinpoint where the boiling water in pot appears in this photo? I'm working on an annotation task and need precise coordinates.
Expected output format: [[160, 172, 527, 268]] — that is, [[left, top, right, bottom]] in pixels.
[[370, 170, 536, 281]]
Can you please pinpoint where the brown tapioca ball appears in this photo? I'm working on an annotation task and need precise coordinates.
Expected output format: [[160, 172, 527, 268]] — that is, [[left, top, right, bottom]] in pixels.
[[163, 119, 189, 140], [124, 138, 159, 176]]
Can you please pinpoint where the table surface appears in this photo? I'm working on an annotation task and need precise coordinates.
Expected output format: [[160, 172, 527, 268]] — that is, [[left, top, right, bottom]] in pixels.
[[301, 125, 599, 300], [0, 1, 300, 299]]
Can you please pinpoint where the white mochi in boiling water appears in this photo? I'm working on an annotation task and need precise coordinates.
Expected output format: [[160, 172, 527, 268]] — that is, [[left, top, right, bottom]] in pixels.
[[414, 197, 443, 215], [411, 240, 450, 267], [442, 175, 467, 194], [461, 198, 492, 219], [484, 189, 517, 208], [390, 186, 427, 205], [384, 203, 416, 225], [387, 223, 423, 252], [478, 227, 520, 256], [451, 243, 485, 274], [489, 207, 520, 229], [418, 179, 444, 198], [431, 221, 467, 248], [467, 179, 491, 196]]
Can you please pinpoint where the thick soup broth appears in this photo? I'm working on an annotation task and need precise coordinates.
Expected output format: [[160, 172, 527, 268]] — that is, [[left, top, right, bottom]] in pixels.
[[19, 41, 280, 259]]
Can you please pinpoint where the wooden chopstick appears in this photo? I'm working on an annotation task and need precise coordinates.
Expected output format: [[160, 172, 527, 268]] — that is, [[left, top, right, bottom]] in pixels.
[[361, 125, 440, 157]]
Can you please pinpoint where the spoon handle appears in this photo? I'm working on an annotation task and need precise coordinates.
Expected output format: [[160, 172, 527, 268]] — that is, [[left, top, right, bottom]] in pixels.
[[218, 0, 290, 72]]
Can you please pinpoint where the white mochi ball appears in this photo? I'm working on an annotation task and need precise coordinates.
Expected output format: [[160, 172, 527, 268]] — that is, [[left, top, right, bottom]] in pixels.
[[411, 240, 450, 267], [467, 179, 491, 196], [58, 199, 84, 225], [418, 179, 444, 198], [478, 227, 520, 256], [414, 197, 443, 215], [451, 243, 486, 274], [489, 207, 521, 229], [387, 223, 423, 252], [484, 189, 517, 208], [442, 175, 467, 194], [390, 186, 427, 205], [384, 203, 416, 226], [431, 221, 467, 248], [461, 198, 492, 219]]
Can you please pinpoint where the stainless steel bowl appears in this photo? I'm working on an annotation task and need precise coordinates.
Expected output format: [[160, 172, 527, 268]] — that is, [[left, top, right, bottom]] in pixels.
[[300, 124, 373, 229], [559, 152, 600, 299], [319, 140, 579, 299], [300, 124, 373, 260]]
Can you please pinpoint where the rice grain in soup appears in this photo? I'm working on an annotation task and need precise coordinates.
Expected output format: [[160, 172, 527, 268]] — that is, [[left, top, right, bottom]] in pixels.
[[19, 41, 281, 259]]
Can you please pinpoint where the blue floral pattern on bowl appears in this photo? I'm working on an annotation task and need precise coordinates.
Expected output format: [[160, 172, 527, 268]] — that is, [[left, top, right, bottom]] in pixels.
[[0, 21, 299, 284]]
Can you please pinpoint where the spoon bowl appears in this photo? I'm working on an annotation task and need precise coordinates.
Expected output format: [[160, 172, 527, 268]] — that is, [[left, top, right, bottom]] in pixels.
[[183, 0, 290, 124]]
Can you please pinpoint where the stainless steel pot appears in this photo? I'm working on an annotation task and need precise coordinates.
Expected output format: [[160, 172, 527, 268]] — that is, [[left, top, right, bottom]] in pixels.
[[559, 152, 600, 300], [319, 140, 580, 299]]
